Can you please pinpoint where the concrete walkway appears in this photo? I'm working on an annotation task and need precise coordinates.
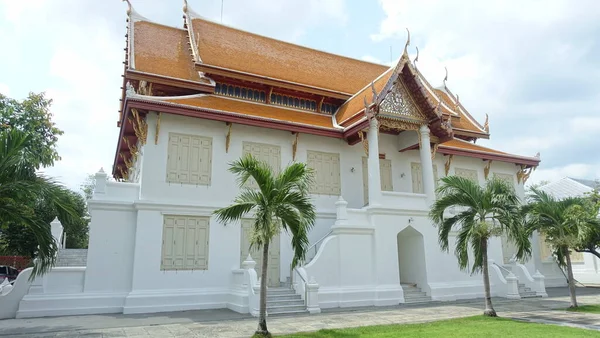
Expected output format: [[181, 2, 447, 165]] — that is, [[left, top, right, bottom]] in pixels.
[[2, 287, 600, 337]]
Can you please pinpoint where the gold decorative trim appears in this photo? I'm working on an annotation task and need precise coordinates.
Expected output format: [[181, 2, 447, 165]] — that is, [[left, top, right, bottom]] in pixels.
[[123, 137, 139, 157], [484, 160, 493, 179], [431, 143, 439, 160], [225, 122, 232, 153], [444, 154, 454, 176], [378, 117, 421, 132], [484, 113, 489, 133], [130, 108, 148, 145], [292, 132, 299, 161], [138, 80, 153, 96], [358, 130, 368, 156], [516, 165, 535, 184], [154, 112, 161, 145], [118, 167, 129, 182]]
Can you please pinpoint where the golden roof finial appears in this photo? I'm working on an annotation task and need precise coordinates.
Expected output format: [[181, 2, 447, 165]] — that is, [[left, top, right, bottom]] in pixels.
[[443, 66, 448, 88], [370, 81, 377, 103], [454, 94, 460, 112], [403, 28, 411, 56], [183, 0, 188, 13], [484, 113, 489, 133], [122, 0, 132, 16], [414, 46, 419, 67]]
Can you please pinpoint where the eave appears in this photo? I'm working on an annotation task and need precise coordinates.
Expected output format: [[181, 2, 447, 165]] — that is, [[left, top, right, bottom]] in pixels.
[[125, 70, 215, 93], [399, 143, 540, 167], [196, 63, 352, 100]]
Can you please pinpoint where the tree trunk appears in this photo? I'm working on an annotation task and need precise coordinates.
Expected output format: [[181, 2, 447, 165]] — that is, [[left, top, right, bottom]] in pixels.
[[256, 240, 271, 337], [481, 239, 497, 317], [565, 246, 578, 308]]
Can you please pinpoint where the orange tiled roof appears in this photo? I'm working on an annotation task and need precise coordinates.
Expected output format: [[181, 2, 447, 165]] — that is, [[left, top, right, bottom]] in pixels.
[[133, 21, 201, 82], [162, 95, 335, 129], [335, 68, 394, 125], [433, 88, 486, 134], [190, 17, 388, 94], [440, 139, 506, 155]]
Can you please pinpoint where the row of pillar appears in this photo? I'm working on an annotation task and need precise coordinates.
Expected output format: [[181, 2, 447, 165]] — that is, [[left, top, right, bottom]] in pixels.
[[367, 118, 436, 205]]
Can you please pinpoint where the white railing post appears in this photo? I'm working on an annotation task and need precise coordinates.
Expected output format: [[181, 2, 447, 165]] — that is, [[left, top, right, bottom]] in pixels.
[[505, 272, 520, 299], [50, 218, 64, 250], [93, 168, 108, 197], [306, 276, 321, 314], [334, 196, 348, 227], [532, 270, 548, 297], [242, 254, 260, 317]]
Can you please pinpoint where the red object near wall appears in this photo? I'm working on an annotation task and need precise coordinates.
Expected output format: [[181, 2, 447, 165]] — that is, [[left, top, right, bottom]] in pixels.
[[0, 256, 32, 271]]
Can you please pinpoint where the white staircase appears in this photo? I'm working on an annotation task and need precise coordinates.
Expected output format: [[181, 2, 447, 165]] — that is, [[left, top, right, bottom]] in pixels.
[[518, 282, 541, 298], [266, 288, 307, 315], [401, 283, 432, 304], [55, 249, 88, 267]]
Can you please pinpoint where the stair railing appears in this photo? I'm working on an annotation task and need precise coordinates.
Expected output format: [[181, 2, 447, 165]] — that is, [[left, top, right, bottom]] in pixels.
[[305, 230, 333, 265], [293, 266, 308, 307], [493, 262, 512, 276]]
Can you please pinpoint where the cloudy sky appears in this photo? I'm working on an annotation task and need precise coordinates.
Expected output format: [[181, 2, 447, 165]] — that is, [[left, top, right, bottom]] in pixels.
[[1, 0, 599, 192]]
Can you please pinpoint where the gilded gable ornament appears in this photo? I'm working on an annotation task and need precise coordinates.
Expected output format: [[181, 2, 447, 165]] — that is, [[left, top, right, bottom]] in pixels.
[[378, 79, 426, 122]]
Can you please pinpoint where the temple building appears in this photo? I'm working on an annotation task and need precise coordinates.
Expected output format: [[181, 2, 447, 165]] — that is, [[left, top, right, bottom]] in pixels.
[[3, 3, 560, 319]]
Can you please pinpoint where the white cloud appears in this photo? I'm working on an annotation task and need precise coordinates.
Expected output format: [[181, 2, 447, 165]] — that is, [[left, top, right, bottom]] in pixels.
[[0, 83, 9, 96], [529, 163, 600, 186], [373, 0, 600, 181]]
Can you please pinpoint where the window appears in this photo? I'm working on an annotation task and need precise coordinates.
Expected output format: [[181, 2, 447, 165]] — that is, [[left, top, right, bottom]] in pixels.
[[455, 168, 479, 182], [166, 133, 212, 185], [307, 150, 341, 195], [242, 142, 281, 189], [161, 215, 210, 270], [362, 157, 393, 205], [410, 162, 439, 193]]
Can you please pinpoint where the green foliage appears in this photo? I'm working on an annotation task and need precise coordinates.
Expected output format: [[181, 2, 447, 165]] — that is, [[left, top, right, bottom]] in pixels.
[[524, 188, 599, 267], [430, 176, 531, 274], [80, 174, 96, 201], [213, 154, 317, 267], [0, 128, 77, 279], [277, 316, 597, 337], [566, 305, 600, 314], [0, 92, 63, 168]]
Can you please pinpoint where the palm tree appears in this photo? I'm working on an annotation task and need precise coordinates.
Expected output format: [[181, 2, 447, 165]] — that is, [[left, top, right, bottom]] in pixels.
[[0, 128, 76, 279], [213, 154, 316, 337], [429, 176, 531, 317], [524, 188, 600, 308]]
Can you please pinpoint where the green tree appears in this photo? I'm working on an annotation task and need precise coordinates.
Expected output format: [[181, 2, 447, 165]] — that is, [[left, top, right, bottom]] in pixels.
[[525, 189, 600, 308], [81, 174, 96, 201], [213, 154, 316, 337], [0, 92, 63, 168], [430, 176, 531, 317], [0, 129, 76, 279], [574, 188, 600, 259]]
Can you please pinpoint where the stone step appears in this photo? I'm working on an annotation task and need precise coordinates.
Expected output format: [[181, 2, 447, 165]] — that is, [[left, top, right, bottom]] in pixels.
[[267, 299, 305, 306], [267, 288, 296, 296], [267, 304, 306, 312], [267, 294, 302, 301], [404, 297, 432, 303]]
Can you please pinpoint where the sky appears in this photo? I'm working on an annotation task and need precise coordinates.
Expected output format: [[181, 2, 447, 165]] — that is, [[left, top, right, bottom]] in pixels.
[[0, 0, 599, 192]]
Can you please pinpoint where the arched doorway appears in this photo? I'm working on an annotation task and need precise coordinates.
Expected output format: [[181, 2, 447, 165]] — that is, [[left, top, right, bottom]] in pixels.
[[397, 226, 428, 291]]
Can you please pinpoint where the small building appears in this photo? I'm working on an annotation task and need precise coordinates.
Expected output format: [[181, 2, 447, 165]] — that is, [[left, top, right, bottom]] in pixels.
[[4, 3, 551, 318], [537, 177, 600, 286]]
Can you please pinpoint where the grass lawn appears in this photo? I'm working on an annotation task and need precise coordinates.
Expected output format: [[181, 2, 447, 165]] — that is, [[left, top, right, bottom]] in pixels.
[[567, 305, 600, 314], [270, 316, 597, 337]]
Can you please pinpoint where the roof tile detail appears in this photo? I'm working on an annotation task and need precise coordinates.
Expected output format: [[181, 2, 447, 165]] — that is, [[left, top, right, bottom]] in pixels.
[[164, 95, 335, 129], [191, 18, 388, 94], [133, 21, 201, 82]]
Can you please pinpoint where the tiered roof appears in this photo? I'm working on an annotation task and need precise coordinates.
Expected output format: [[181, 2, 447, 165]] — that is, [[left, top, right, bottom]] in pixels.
[[113, 2, 540, 178]]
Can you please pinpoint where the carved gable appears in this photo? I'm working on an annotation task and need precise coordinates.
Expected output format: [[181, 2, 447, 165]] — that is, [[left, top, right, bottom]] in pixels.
[[378, 78, 426, 123]]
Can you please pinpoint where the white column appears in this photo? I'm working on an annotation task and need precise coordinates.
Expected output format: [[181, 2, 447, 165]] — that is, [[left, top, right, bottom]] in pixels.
[[367, 118, 382, 206], [418, 125, 435, 202], [50, 217, 64, 249]]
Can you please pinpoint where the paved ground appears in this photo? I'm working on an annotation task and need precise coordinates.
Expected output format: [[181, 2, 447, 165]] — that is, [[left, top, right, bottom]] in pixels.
[[2, 287, 600, 337]]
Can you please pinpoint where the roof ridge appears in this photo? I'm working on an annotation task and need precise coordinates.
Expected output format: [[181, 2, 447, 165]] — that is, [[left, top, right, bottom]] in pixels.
[[434, 85, 486, 133], [188, 15, 389, 69]]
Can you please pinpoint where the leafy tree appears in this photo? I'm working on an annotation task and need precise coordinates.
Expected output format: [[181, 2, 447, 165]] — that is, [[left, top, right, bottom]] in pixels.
[[81, 174, 96, 201], [213, 154, 316, 337], [430, 176, 531, 317], [572, 188, 600, 259], [524, 189, 600, 308], [0, 92, 63, 168], [527, 180, 550, 191], [0, 128, 77, 279]]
